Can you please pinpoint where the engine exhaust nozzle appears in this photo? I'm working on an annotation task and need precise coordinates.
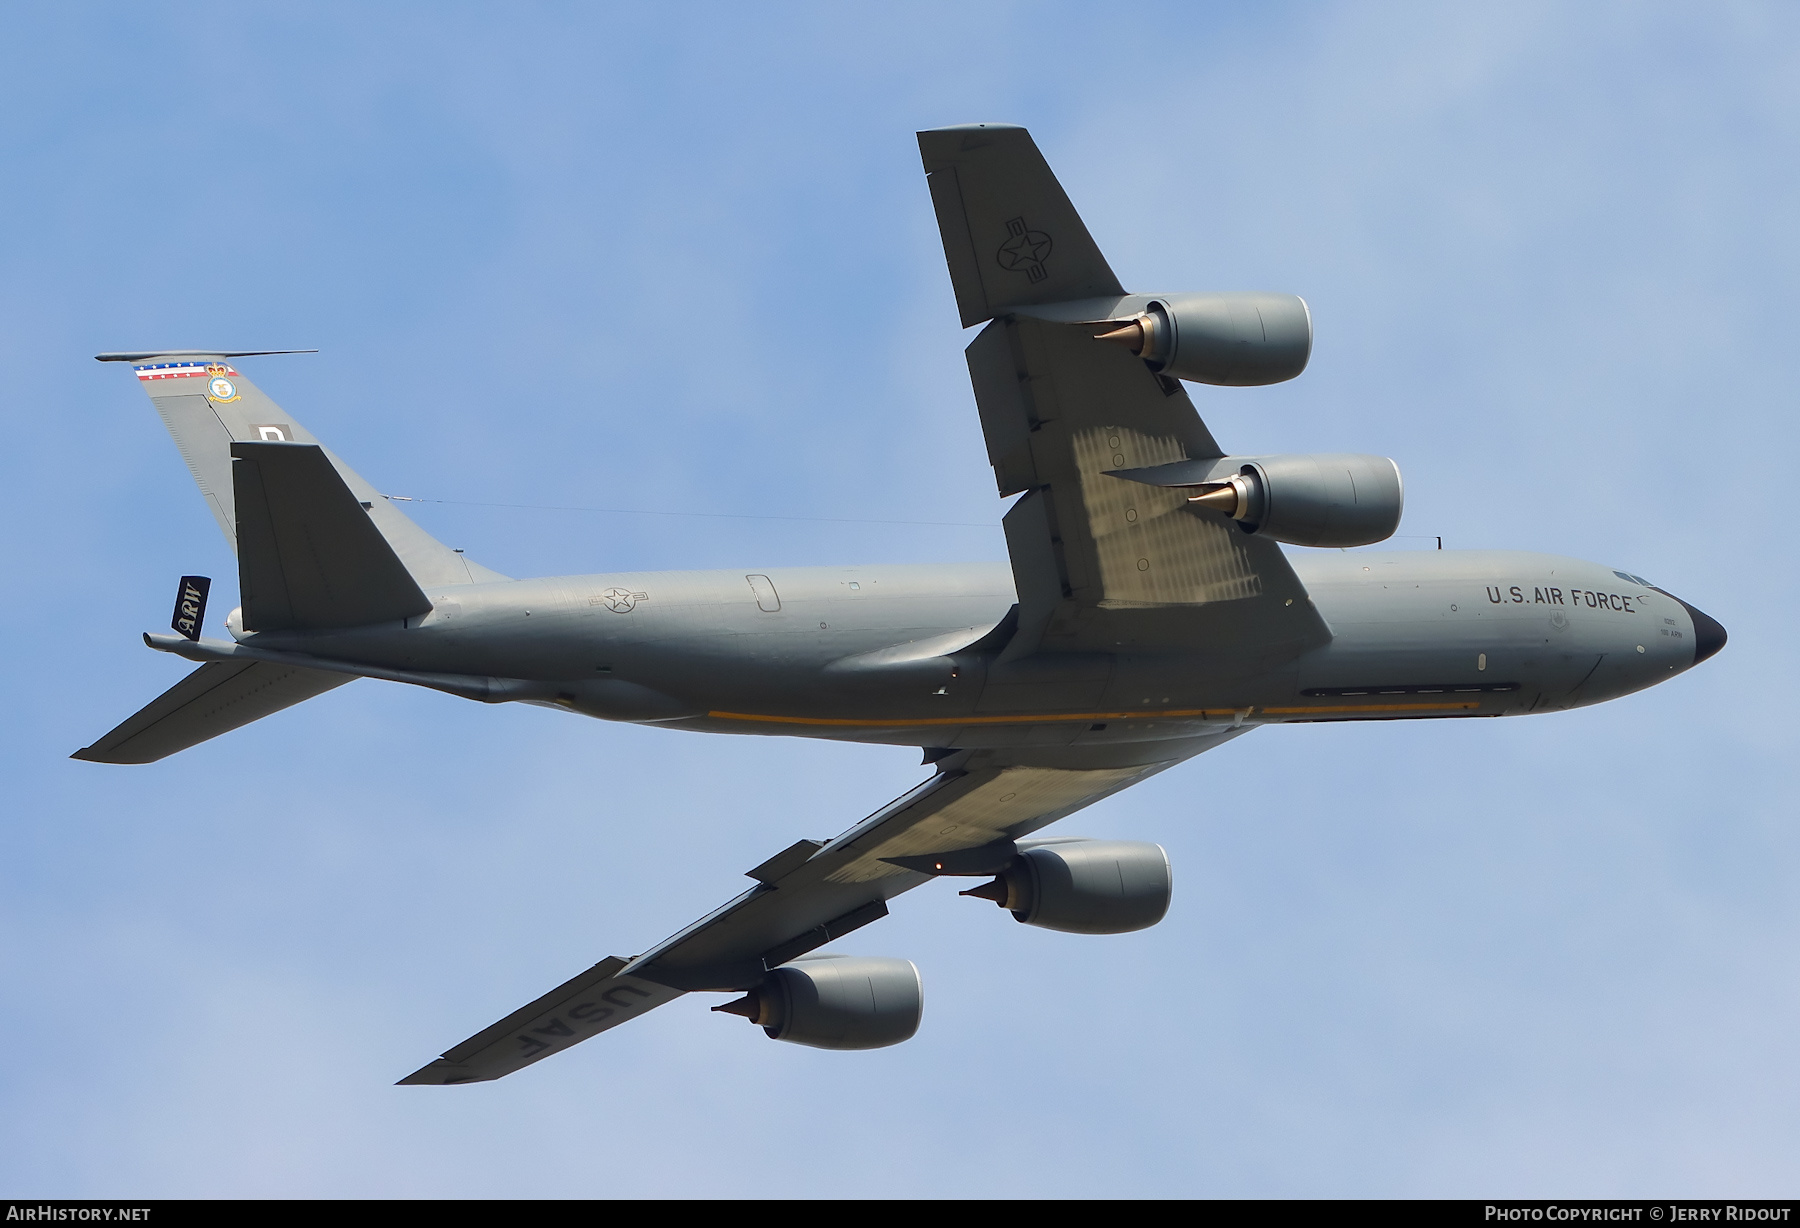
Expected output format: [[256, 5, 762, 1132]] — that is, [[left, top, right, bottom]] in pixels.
[[1187, 472, 1259, 521], [1186, 484, 1241, 516], [1094, 319, 1148, 355], [712, 991, 767, 1022], [958, 878, 1010, 904]]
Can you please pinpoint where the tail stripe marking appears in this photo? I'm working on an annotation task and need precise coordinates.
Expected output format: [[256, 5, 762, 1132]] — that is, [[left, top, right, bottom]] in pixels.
[[134, 362, 238, 381]]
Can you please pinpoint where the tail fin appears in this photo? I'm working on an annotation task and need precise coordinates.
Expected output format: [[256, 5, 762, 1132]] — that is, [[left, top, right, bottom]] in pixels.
[[98, 351, 506, 587], [917, 124, 1125, 328]]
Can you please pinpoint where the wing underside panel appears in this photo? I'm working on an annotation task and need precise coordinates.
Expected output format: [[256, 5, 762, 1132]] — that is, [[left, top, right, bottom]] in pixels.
[[969, 316, 1330, 656]]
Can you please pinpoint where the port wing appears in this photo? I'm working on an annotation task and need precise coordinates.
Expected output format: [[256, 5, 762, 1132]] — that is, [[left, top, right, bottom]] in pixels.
[[398, 735, 1242, 1084]]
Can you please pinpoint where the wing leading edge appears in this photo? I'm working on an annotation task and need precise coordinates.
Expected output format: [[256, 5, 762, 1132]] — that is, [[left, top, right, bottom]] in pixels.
[[399, 734, 1245, 1084]]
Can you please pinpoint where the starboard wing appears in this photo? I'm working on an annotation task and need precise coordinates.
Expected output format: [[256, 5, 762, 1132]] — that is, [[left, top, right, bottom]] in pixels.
[[919, 125, 1332, 660]]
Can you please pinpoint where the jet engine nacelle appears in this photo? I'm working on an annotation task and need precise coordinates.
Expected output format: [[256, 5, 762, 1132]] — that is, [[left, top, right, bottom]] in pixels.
[[1096, 292, 1312, 386], [963, 839, 1172, 935], [712, 954, 922, 1050], [1187, 453, 1404, 549]]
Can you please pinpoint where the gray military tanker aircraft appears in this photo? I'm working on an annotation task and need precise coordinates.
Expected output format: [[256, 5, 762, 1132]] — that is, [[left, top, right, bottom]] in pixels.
[[78, 124, 1725, 1084]]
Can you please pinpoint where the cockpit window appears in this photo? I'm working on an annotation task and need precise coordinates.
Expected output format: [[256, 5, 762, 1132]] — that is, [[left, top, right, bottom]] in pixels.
[[1613, 570, 1653, 586]]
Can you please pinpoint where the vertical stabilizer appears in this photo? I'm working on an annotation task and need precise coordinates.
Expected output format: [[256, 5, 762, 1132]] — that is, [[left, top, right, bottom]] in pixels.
[[98, 352, 506, 587]]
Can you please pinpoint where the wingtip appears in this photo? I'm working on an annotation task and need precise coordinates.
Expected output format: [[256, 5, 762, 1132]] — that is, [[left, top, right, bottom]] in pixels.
[[917, 123, 1032, 170], [70, 746, 134, 764], [396, 1059, 489, 1086]]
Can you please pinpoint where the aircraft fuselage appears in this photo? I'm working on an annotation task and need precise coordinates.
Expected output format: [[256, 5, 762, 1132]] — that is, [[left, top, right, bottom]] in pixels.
[[234, 548, 1717, 750]]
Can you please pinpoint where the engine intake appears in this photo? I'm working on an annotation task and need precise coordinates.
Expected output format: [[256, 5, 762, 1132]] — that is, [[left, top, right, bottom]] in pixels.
[[711, 954, 922, 1049], [961, 839, 1171, 934], [1096, 292, 1312, 386]]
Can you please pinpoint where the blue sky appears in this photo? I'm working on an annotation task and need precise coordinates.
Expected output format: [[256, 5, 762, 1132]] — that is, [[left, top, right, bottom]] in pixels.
[[2, 1, 1795, 1198]]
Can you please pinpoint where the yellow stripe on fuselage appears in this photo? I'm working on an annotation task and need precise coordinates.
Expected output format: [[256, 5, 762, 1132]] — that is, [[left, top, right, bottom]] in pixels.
[[704, 701, 1482, 729]]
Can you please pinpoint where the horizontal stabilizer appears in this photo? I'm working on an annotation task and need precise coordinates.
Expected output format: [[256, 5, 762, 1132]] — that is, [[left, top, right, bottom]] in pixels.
[[95, 350, 318, 362], [72, 660, 352, 764], [232, 440, 433, 631]]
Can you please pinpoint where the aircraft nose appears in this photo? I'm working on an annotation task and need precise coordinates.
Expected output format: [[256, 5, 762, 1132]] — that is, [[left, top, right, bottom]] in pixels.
[[1672, 596, 1728, 665]]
